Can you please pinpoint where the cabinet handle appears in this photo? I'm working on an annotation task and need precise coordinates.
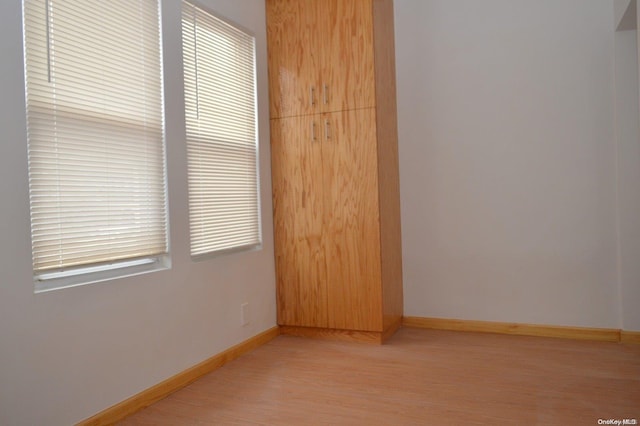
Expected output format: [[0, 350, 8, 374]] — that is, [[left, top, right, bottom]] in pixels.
[[311, 120, 317, 142], [323, 84, 328, 105], [324, 119, 331, 140], [310, 86, 316, 106]]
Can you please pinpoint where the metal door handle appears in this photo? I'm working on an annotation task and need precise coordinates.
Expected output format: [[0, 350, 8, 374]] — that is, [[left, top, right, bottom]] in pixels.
[[324, 119, 331, 140]]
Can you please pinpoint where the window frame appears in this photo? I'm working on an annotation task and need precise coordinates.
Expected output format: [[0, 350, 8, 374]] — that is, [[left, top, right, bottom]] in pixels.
[[181, 0, 262, 261], [22, 0, 170, 292]]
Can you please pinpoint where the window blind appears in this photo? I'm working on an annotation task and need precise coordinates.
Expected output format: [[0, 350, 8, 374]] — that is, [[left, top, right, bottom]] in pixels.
[[23, 0, 168, 282], [182, 1, 261, 258]]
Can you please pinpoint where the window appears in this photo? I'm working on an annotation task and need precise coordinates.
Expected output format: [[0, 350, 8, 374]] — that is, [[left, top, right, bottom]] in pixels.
[[182, 1, 261, 259], [22, 0, 168, 292]]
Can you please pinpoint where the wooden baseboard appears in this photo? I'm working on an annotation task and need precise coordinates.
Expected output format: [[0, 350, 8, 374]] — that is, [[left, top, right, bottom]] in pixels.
[[621, 330, 640, 344], [402, 316, 622, 342], [77, 326, 280, 426]]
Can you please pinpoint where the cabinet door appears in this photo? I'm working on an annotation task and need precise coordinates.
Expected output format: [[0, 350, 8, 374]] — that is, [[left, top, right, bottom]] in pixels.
[[322, 109, 383, 331], [271, 116, 328, 327], [266, 0, 321, 118], [319, 0, 376, 113]]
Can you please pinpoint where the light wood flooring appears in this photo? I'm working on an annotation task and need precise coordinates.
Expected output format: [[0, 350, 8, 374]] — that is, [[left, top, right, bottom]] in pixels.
[[119, 327, 640, 425]]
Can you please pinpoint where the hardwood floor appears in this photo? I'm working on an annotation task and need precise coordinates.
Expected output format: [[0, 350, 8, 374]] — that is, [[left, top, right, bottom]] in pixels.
[[119, 327, 640, 425]]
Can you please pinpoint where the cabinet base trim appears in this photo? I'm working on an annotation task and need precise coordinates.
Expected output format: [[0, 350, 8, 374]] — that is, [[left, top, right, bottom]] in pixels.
[[280, 322, 401, 344], [382, 316, 403, 342], [402, 316, 632, 343]]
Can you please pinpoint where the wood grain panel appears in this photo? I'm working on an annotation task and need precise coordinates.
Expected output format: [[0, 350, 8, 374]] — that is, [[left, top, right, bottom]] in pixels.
[[403, 316, 622, 342], [120, 328, 640, 425], [323, 109, 383, 331], [321, 0, 376, 113], [271, 116, 328, 327], [266, 0, 320, 118], [372, 0, 404, 331], [79, 327, 280, 426]]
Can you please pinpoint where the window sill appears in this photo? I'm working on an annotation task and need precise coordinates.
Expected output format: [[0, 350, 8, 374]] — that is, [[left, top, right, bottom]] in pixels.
[[34, 255, 171, 293]]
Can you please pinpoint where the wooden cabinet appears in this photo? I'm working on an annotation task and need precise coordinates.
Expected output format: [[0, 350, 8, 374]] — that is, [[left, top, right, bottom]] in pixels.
[[267, 0, 403, 343], [266, 0, 376, 118]]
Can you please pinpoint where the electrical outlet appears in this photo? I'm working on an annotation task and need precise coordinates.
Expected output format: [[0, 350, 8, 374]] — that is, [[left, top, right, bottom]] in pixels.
[[241, 302, 250, 326]]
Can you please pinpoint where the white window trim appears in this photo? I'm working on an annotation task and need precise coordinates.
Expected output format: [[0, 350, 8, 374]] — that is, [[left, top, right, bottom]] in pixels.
[[34, 255, 170, 293]]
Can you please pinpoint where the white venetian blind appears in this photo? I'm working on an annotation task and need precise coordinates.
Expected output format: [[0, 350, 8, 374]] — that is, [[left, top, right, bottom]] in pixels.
[[181, 1, 261, 258], [23, 0, 168, 278]]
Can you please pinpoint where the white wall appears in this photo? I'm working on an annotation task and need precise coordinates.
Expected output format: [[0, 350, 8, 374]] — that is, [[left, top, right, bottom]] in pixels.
[[615, 0, 634, 30], [614, 0, 640, 331], [395, 0, 621, 328], [0, 1, 276, 425], [615, 28, 640, 332]]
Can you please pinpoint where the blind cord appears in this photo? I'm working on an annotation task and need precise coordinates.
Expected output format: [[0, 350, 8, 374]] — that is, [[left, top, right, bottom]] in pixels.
[[45, 0, 51, 83]]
